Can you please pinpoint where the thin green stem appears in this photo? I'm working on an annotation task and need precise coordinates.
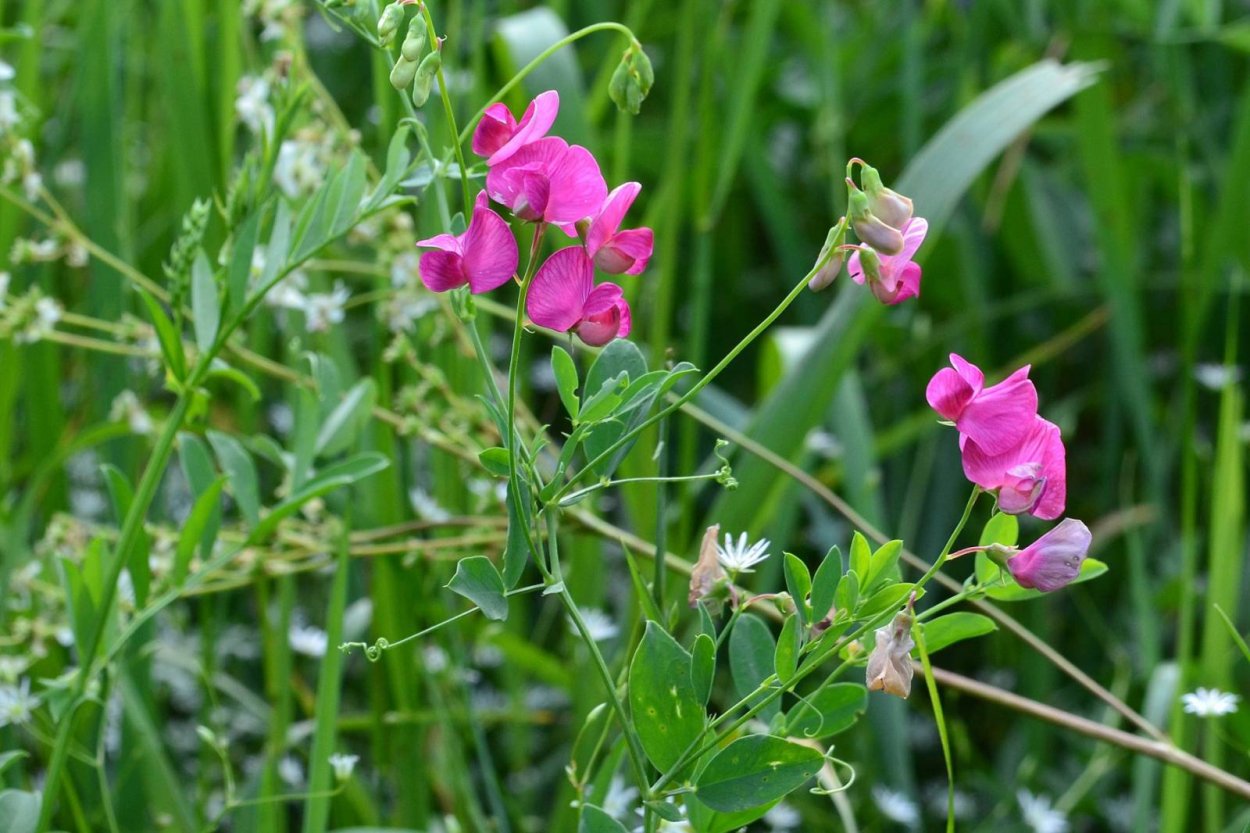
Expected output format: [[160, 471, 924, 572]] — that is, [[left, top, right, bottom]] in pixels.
[[913, 487, 980, 594], [558, 471, 723, 507], [418, 4, 473, 212]]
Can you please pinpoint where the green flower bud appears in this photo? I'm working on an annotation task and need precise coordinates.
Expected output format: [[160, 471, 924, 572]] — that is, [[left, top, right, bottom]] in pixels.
[[860, 162, 914, 230], [401, 18, 427, 62], [847, 186, 904, 255], [377, 2, 403, 47], [411, 50, 441, 108], [808, 220, 847, 292], [389, 55, 418, 91], [608, 44, 654, 115]]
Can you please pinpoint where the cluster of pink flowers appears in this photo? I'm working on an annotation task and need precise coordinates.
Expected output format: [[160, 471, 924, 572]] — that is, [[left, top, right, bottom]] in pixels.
[[927, 354, 1090, 590], [415, 90, 653, 346]]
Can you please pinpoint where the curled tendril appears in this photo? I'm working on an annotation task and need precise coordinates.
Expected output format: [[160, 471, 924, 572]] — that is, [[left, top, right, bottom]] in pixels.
[[339, 637, 391, 662], [809, 750, 856, 795], [786, 689, 827, 738], [713, 438, 737, 490]]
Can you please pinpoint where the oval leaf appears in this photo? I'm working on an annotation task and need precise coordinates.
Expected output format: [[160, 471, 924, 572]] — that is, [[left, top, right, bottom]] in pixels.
[[919, 612, 997, 654], [628, 622, 705, 771], [729, 614, 779, 722], [579, 805, 629, 833], [446, 556, 508, 621], [694, 735, 823, 813], [784, 682, 868, 739], [691, 632, 716, 706]]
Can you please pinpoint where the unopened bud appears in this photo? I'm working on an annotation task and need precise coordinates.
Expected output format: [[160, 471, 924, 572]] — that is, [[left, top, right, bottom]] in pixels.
[[377, 2, 403, 47], [848, 185, 904, 255], [855, 246, 882, 285], [689, 524, 726, 608], [808, 221, 847, 292], [609, 44, 655, 115], [410, 50, 441, 107], [390, 56, 418, 91], [1006, 519, 1091, 592], [860, 163, 914, 230], [401, 19, 427, 61], [866, 609, 915, 698]]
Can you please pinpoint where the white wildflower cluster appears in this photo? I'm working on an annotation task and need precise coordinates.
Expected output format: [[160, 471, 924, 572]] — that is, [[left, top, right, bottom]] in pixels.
[[1018, 789, 1068, 833], [235, 74, 275, 137], [0, 677, 38, 729], [328, 752, 359, 782], [386, 248, 438, 334], [249, 248, 350, 334], [568, 607, 619, 642], [9, 234, 87, 268], [0, 283, 64, 345], [274, 126, 340, 199], [0, 60, 41, 202]]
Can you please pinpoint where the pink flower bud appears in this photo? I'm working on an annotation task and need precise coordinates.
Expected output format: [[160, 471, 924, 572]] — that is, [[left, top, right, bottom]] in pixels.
[[807, 223, 846, 292], [848, 187, 904, 255], [860, 163, 914, 230], [1006, 519, 1091, 592]]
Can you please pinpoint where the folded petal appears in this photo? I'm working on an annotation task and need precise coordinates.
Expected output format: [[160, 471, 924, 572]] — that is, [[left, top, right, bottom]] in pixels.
[[543, 144, 608, 227], [595, 227, 654, 275], [418, 250, 466, 292], [961, 416, 1065, 519], [957, 365, 1038, 455], [486, 90, 560, 166], [890, 261, 922, 303], [472, 102, 517, 158], [926, 362, 980, 422], [486, 136, 568, 214], [415, 232, 460, 254], [587, 182, 641, 257], [527, 246, 592, 332], [897, 217, 928, 261], [462, 201, 519, 294], [1007, 518, 1090, 591]]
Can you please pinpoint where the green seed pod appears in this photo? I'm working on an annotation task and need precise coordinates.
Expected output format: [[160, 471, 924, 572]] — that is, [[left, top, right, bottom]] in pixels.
[[389, 56, 418, 91], [401, 18, 427, 62], [377, 2, 403, 47], [411, 50, 441, 107]]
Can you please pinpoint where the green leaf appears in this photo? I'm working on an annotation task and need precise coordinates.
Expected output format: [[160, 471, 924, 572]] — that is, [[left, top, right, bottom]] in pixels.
[[774, 615, 800, 683], [446, 556, 508, 621], [579, 805, 629, 833], [0, 789, 39, 833], [691, 632, 716, 706], [205, 363, 262, 402], [628, 622, 705, 771], [0, 751, 27, 778], [329, 150, 368, 237], [858, 582, 917, 620], [366, 124, 413, 213], [502, 471, 535, 588], [315, 379, 376, 457], [810, 545, 840, 622], [226, 210, 263, 314], [834, 570, 858, 616], [729, 614, 779, 722], [478, 447, 511, 477], [694, 735, 823, 813], [920, 612, 998, 654], [578, 373, 627, 424], [179, 433, 220, 561], [138, 289, 186, 381], [174, 476, 226, 585], [979, 512, 1020, 547], [783, 553, 812, 629], [249, 452, 389, 543], [585, 339, 646, 401], [207, 430, 261, 526], [849, 531, 871, 579], [864, 540, 903, 593], [190, 251, 219, 352], [258, 199, 292, 294], [552, 345, 580, 419], [784, 682, 868, 739]]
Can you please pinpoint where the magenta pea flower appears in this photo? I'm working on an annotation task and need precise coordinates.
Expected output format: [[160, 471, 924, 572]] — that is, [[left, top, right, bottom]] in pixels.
[[415, 192, 518, 294], [471, 90, 560, 166], [527, 246, 631, 347], [926, 354, 1038, 456], [848, 217, 927, 305], [585, 182, 654, 275], [1005, 518, 1091, 591], [486, 136, 608, 229], [961, 415, 1067, 520]]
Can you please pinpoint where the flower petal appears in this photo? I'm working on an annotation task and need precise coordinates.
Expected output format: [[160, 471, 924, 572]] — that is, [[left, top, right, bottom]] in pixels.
[[462, 199, 519, 294], [596, 227, 654, 275], [486, 90, 560, 166], [486, 136, 568, 214], [586, 182, 641, 257], [543, 144, 608, 227], [526, 246, 592, 332], [956, 365, 1038, 455], [418, 250, 466, 292], [961, 416, 1065, 519], [472, 102, 517, 158], [847, 250, 866, 285], [414, 232, 460, 253], [1007, 518, 1090, 591]]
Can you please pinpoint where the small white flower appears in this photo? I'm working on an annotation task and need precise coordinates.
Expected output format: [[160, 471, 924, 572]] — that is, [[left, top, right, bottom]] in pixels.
[[289, 622, 328, 658], [764, 802, 801, 830], [19, 295, 62, 343], [715, 531, 772, 574], [0, 271, 9, 309], [1194, 363, 1243, 391], [268, 402, 295, 436], [0, 656, 28, 682], [0, 678, 39, 728], [422, 645, 448, 673], [570, 607, 618, 642], [1181, 687, 1239, 717], [53, 159, 85, 187], [22, 169, 41, 201], [1018, 789, 1068, 833], [599, 775, 637, 820], [0, 61, 14, 82], [328, 752, 359, 782], [409, 487, 450, 522], [0, 90, 18, 133], [873, 785, 920, 825], [391, 250, 420, 289], [235, 75, 274, 136], [302, 281, 349, 333]]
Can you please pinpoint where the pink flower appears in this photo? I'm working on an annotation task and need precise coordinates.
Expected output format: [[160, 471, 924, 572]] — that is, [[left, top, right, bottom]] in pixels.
[[961, 416, 1067, 520], [848, 217, 927, 305], [1006, 518, 1091, 591], [585, 182, 653, 275], [526, 247, 631, 347], [415, 192, 518, 294], [471, 90, 560, 166], [486, 136, 608, 228], [926, 354, 1038, 456]]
